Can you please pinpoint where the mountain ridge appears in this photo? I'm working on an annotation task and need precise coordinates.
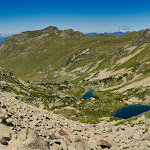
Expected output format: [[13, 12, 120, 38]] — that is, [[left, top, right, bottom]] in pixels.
[[0, 26, 140, 81]]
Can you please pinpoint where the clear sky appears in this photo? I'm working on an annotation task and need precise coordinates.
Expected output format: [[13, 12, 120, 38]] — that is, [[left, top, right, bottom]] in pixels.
[[1, 0, 150, 34]]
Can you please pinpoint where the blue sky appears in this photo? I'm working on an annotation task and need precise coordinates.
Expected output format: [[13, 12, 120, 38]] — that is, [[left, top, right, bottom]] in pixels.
[[1, 0, 150, 34]]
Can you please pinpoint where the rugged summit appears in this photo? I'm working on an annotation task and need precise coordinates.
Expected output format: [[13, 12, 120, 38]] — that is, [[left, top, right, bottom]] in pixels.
[[60, 29, 84, 39], [2, 26, 83, 44]]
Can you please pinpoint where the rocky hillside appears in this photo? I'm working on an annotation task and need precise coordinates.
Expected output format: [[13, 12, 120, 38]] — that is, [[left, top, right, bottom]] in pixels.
[[0, 91, 150, 150], [0, 67, 27, 95]]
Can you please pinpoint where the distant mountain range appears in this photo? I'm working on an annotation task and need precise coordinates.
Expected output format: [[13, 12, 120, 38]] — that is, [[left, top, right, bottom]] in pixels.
[[104, 31, 130, 37], [84, 31, 130, 37], [84, 32, 97, 37], [0, 33, 13, 38], [84, 30, 144, 37]]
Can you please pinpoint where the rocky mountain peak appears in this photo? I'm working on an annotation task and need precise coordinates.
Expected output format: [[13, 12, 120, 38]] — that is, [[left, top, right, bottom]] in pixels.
[[41, 26, 59, 34], [60, 29, 84, 39], [2, 26, 60, 44]]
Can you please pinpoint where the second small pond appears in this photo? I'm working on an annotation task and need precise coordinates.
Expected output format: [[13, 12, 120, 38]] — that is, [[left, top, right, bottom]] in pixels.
[[82, 90, 94, 99], [111, 105, 150, 119]]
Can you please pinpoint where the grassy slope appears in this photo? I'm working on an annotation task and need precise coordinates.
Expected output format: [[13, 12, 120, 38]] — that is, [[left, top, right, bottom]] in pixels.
[[0, 28, 139, 81]]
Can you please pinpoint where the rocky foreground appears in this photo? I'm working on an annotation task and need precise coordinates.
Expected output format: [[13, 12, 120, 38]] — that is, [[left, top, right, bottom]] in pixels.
[[0, 92, 150, 150]]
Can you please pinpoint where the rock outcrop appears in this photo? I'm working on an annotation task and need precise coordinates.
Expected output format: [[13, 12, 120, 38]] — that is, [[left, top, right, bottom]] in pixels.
[[130, 28, 150, 45]]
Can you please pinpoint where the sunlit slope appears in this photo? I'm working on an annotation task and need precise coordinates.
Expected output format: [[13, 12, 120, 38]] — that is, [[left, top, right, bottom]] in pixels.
[[0, 27, 149, 123], [0, 26, 139, 81]]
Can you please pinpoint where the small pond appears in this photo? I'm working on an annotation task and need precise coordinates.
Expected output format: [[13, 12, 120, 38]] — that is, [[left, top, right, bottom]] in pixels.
[[82, 90, 94, 99], [111, 105, 150, 119]]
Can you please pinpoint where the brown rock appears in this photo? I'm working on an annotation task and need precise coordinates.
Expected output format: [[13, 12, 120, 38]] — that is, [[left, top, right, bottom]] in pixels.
[[98, 140, 112, 149], [7, 108, 16, 115], [59, 129, 68, 137]]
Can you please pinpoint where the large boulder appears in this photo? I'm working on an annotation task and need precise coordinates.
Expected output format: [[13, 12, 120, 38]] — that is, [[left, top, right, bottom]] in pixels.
[[6, 128, 49, 150], [0, 123, 15, 148]]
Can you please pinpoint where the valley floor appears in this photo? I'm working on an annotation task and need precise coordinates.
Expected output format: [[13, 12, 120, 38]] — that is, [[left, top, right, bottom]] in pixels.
[[0, 91, 150, 150]]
